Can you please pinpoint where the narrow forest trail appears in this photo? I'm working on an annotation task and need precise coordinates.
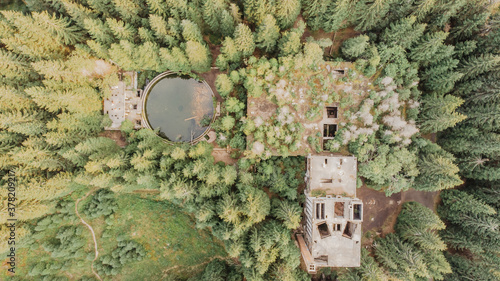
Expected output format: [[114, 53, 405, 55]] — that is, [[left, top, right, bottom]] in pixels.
[[75, 189, 103, 281]]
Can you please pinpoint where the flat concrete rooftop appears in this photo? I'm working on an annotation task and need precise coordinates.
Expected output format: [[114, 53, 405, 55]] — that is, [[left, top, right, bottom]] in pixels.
[[306, 155, 357, 197]]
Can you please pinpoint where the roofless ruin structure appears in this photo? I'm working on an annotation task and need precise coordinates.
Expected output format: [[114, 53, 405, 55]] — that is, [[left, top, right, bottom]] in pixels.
[[297, 155, 363, 273]]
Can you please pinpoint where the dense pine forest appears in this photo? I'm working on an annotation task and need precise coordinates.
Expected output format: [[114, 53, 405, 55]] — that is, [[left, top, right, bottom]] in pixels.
[[0, 0, 498, 280]]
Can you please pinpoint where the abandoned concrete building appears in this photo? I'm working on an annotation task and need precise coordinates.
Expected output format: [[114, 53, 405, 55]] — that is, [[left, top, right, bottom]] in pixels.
[[297, 155, 363, 273], [104, 71, 143, 130]]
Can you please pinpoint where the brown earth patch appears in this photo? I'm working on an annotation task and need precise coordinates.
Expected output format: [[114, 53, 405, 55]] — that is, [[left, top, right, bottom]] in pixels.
[[199, 68, 222, 102], [329, 27, 361, 56], [402, 189, 440, 212], [99, 130, 127, 147], [358, 185, 441, 238], [421, 132, 437, 142], [334, 201, 344, 217], [211, 148, 239, 165], [357, 186, 402, 234]]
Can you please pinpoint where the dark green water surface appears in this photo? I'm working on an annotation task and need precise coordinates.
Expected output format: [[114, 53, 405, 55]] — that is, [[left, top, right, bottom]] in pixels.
[[144, 75, 214, 142]]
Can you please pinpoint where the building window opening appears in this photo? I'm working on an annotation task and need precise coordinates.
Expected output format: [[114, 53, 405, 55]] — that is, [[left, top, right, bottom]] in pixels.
[[316, 203, 325, 220], [326, 107, 338, 118], [353, 204, 362, 220], [334, 224, 342, 231], [317, 222, 331, 238], [343, 221, 357, 239], [323, 124, 337, 138]]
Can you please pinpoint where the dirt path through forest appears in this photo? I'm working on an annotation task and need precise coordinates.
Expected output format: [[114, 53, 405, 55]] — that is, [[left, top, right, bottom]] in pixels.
[[75, 189, 103, 281]]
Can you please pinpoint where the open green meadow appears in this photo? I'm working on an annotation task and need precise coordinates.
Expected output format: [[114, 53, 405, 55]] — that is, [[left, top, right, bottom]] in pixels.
[[1, 192, 226, 280]]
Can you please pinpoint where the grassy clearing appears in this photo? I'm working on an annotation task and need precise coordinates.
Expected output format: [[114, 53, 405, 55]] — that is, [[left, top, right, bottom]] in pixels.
[[0, 192, 226, 281], [82, 193, 227, 281]]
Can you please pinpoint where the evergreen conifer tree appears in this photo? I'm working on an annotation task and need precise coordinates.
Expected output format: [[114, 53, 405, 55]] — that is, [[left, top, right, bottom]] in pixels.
[[109, 40, 137, 70], [106, 18, 136, 41], [86, 40, 110, 59], [87, 0, 117, 17], [112, 0, 144, 24], [341, 35, 369, 59], [146, 0, 167, 16], [445, 253, 499, 281], [275, 0, 301, 29], [138, 27, 155, 42], [203, 0, 225, 34], [438, 127, 500, 158], [380, 16, 426, 49], [238, 184, 270, 226], [272, 199, 301, 229], [354, 0, 391, 31], [185, 41, 211, 73], [460, 102, 500, 131], [0, 50, 37, 82], [215, 74, 234, 98], [459, 157, 500, 181], [31, 11, 83, 45], [136, 42, 162, 71], [221, 37, 241, 63], [419, 94, 466, 133], [220, 10, 236, 37], [322, 0, 354, 32], [302, 0, 327, 31], [1, 11, 73, 58], [170, 47, 192, 72], [221, 115, 235, 131], [458, 53, 500, 81], [278, 22, 305, 56], [243, 0, 271, 25], [181, 20, 203, 43], [58, 0, 94, 29], [414, 140, 463, 192], [83, 18, 114, 45], [149, 14, 178, 46], [255, 15, 280, 53], [234, 24, 255, 58], [409, 31, 449, 65], [338, 249, 388, 281]]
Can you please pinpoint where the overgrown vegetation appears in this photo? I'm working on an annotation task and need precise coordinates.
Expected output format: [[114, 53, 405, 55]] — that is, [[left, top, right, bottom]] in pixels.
[[94, 239, 146, 276], [81, 189, 117, 219]]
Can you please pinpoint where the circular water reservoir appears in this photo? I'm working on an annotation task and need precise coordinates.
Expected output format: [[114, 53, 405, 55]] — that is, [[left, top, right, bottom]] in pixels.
[[142, 72, 214, 142]]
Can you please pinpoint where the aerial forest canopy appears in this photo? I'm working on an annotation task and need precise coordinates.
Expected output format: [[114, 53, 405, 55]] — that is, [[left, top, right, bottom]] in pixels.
[[0, 0, 498, 280]]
